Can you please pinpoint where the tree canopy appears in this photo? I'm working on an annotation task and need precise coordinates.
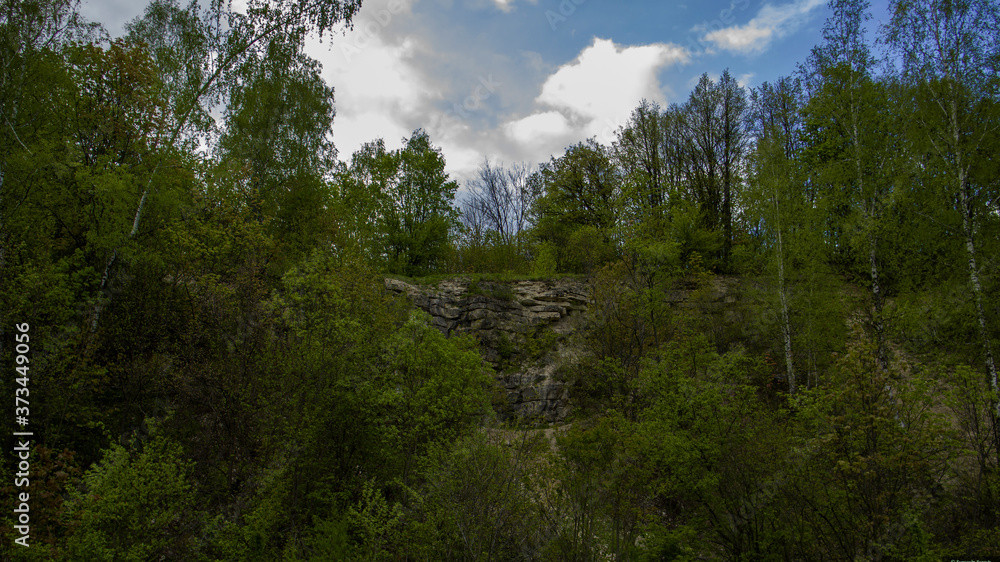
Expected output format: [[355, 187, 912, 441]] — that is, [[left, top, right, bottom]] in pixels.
[[1, 0, 1000, 559]]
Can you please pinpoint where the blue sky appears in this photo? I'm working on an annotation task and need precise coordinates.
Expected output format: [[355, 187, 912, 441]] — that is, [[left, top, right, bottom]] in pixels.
[[81, 0, 894, 185]]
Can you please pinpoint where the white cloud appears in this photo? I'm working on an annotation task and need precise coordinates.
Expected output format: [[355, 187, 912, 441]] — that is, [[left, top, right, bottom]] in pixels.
[[508, 37, 688, 149], [701, 0, 826, 54], [504, 111, 573, 147], [307, 26, 433, 159], [435, 140, 488, 186], [490, 0, 536, 12], [308, 29, 495, 184]]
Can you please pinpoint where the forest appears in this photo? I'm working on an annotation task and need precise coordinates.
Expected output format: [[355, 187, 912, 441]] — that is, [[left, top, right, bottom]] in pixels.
[[0, 0, 999, 559]]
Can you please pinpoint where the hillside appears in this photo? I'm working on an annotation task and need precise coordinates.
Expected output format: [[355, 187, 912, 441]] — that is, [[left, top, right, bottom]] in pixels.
[[2, 0, 999, 559]]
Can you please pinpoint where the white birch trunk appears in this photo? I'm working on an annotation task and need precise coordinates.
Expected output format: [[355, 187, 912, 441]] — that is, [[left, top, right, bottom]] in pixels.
[[772, 188, 796, 394]]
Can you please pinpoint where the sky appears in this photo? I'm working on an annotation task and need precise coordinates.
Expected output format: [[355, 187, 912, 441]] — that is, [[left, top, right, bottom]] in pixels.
[[80, 0, 894, 186]]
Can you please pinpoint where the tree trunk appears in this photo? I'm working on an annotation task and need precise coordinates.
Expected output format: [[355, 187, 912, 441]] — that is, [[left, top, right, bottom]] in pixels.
[[91, 164, 156, 331], [850, 84, 887, 373], [958, 167, 1000, 460], [944, 87, 1000, 462], [869, 237, 887, 373], [772, 187, 796, 394]]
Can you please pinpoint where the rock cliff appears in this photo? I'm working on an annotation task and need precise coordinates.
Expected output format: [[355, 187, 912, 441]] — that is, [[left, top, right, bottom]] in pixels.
[[385, 275, 752, 423], [385, 277, 589, 422]]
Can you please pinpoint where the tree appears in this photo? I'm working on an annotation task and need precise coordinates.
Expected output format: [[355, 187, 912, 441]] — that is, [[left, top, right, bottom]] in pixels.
[[62, 426, 202, 560], [548, 414, 650, 561], [786, 334, 953, 560], [0, 0, 98, 240], [614, 99, 668, 214], [459, 158, 538, 272], [747, 97, 802, 392], [637, 336, 789, 560], [746, 74, 848, 392], [677, 71, 749, 271], [215, 30, 338, 266], [886, 0, 1000, 462], [462, 159, 536, 248], [532, 139, 619, 273], [683, 73, 724, 240], [801, 0, 899, 373], [0, 0, 99, 394], [384, 130, 460, 276], [92, 0, 364, 326], [333, 138, 399, 265], [718, 70, 750, 270], [751, 76, 803, 161], [418, 429, 549, 560], [381, 310, 493, 487], [333, 130, 460, 276]]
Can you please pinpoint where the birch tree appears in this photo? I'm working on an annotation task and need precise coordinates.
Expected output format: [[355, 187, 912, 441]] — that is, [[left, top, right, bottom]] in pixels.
[[802, 0, 896, 372], [885, 0, 1000, 457], [92, 0, 363, 328], [749, 76, 804, 392]]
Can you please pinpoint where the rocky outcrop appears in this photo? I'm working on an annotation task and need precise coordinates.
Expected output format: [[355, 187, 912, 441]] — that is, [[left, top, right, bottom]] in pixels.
[[384, 277, 589, 422], [383, 275, 753, 423]]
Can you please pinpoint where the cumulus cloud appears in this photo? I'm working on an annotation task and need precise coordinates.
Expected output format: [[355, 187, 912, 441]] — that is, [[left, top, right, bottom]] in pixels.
[[503, 111, 573, 148], [701, 0, 826, 54], [309, 31, 435, 159], [505, 37, 689, 153]]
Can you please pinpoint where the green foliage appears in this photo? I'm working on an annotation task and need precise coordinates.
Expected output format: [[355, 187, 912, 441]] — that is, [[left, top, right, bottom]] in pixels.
[[524, 327, 560, 362], [295, 515, 353, 561], [532, 240, 558, 276], [787, 333, 954, 560], [335, 131, 460, 276], [467, 278, 515, 302], [563, 225, 618, 275], [345, 481, 403, 561], [637, 337, 794, 559], [532, 139, 619, 274], [3, 0, 1000, 558], [62, 425, 201, 560], [547, 413, 650, 561], [415, 429, 550, 560], [382, 309, 494, 483]]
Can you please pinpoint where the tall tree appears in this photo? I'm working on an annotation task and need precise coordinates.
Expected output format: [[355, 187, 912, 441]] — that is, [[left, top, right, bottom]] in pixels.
[[215, 32, 338, 266], [683, 73, 723, 237], [337, 130, 459, 276], [748, 76, 805, 392], [679, 72, 748, 271], [0, 0, 98, 313], [92, 0, 363, 326], [886, 0, 1000, 458], [461, 159, 537, 251], [0, 0, 97, 241], [385, 129, 460, 276], [718, 70, 750, 270], [334, 137, 397, 264], [532, 139, 619, 273], [614, 99, 667, 216], [802, 0, 896, 372]]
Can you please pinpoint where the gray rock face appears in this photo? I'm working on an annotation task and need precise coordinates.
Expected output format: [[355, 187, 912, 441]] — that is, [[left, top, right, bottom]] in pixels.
[[384, 277, 589, 422], [384, 275, 751, 423]]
